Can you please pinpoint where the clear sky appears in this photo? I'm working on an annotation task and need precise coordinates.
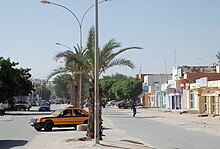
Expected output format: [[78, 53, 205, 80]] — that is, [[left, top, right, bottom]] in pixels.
[[1, 0, 220, 80]]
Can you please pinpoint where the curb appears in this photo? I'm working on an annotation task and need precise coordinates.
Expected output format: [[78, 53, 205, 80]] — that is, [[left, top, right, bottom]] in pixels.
[[0, 115, 14, 121]]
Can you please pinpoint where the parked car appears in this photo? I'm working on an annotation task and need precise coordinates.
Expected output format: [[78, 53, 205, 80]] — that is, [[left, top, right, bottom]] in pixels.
[[38, 102, 50, 111], [106, 100, 118, 106], [14, 100, 31, 111], [2, 103, 9, 110], [55, 101, 62, 104], [30, 107, 88, 131], [31, 100, 37, 106], [117, 100, 131, 109]]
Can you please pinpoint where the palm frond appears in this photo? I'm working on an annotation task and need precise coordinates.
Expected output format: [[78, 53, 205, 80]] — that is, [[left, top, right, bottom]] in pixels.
[[47, 66, 69, 81], [109, 46, 142, 60], [100, 58, 135, 74]]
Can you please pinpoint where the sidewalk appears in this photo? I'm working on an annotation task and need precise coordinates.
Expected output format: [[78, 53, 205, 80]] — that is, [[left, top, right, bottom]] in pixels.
[[0, 115, 14, 121], [136, 108, 220, 137]]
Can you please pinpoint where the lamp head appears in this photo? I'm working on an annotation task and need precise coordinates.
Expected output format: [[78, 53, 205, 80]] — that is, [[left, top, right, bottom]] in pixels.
[[40, 0, 51, 4]]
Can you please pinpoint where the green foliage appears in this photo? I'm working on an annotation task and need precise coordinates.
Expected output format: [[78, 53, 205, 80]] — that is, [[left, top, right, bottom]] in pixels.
[[100, 73, 128, 99], [36, 85, 51, 100], [120, 78, 143, 100], [53, 74, 71, 100], [0, 57, 33, 102], [100, 74, 142, 101]]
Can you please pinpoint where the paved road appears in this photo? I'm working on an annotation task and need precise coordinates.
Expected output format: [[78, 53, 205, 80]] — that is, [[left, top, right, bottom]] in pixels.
[[103, 107, 220, 149], [0, 104, 61, 149], [0, 115, 38, 149], [2, 105, 220, 149]]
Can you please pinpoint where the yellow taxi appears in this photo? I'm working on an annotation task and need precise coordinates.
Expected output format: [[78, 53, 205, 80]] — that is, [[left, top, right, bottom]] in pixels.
[[30, 106, 88, 131]]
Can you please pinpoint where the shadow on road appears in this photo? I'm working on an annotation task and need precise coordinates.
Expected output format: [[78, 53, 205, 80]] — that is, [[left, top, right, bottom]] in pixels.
[[5, 111, 53, 116], [135, 116, 163, 119], [105, 115, 163, 119], [103, 127, 113, 130], [0, 140, 28, 149], [104, 113, 129, 116], [38, 128, 77, 132]]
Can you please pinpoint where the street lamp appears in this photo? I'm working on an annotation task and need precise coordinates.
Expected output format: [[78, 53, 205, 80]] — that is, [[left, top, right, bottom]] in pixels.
[[41, 0, 111, 109], [55, 42, 72, 51], [94, 0, 99, 144], [40, 0, 110, 48]]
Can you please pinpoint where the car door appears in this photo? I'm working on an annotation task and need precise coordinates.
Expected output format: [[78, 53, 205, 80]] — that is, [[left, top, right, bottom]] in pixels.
[[73, 109, 88, 125], [55, 109, 74, 126]]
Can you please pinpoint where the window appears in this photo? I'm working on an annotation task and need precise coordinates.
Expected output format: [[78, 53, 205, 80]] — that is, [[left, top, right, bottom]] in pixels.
[[63, 109, 72, 116], [212, 96, 215, 114], [74, 109, 84, 116], [190, 93, 194, 109], [204, 96, 207, 112]]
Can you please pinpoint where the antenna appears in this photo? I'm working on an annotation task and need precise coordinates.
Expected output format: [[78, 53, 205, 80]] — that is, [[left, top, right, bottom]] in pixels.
[[197, 58, 203, 66], [174, 50, 176, 67], [139, 66, 142, 74], [165, 60, 168, 82]]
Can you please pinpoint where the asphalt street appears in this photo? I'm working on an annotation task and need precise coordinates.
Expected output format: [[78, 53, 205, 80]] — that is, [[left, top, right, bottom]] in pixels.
[[103, 107, 220, 149], [1, 105, 220, 149]]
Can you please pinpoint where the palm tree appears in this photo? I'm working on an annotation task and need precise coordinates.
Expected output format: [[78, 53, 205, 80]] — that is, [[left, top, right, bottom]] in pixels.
[[48, 26, 142, 140], [47, 45, 86, 107], [83, 27, 142, 140]]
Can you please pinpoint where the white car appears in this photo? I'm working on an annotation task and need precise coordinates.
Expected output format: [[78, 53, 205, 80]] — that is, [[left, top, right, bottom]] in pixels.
[[14, 100, 31, 111]]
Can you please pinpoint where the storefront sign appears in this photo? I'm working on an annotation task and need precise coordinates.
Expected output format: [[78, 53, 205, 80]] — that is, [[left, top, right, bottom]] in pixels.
[[196, 77, 208, 88]]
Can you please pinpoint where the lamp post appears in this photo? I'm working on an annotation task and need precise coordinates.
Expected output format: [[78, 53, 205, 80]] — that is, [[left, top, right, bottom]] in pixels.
[[94, 0, 99, 144], [41, 0, 110, 109]]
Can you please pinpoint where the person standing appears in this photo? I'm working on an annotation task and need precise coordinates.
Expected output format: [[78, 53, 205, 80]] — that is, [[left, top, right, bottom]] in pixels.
[[131, 100, 137, 117]]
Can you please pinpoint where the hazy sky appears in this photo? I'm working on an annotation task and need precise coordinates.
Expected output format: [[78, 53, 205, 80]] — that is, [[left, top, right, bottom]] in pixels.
[[1, 0, 220, 80]]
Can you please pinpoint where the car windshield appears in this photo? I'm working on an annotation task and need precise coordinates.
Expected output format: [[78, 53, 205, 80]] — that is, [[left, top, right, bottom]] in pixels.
[[51, 109, 63, 115], [40, 102, 49, 106], [16, 101, 26, 103]]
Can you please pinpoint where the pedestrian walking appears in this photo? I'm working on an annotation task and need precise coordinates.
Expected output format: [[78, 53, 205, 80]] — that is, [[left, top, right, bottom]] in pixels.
[[0, 103, 5, 116], [131, 100, 137, 117]]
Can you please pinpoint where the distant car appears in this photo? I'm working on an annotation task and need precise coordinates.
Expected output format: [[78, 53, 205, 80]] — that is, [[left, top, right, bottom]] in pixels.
[[117, 100, 131, 109], [14, 100, 31, 111], [30, 107, 88, 131], [31, 100, 37, 106], [55, 101, 61, 104], [2, 103, 9, 110], [39, 102, 50, 111], [107, 100, 118, 106]]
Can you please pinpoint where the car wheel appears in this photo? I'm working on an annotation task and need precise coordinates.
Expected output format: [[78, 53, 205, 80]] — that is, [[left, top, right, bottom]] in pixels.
[[34, 127, 42, 131], [73, 124, 77, 130], [44, 121, 53, 131]]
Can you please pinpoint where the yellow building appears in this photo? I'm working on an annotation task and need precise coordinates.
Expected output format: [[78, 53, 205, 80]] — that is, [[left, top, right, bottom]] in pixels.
[[191, 79, 220, 116]]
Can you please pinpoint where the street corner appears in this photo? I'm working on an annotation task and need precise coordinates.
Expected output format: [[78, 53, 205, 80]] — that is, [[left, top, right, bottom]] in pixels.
[[0, 115, 14, 121]]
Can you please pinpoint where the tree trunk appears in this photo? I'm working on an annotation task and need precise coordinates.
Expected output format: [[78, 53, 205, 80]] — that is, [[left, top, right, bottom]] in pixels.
[[86, 84, 103, 140], [86, 86, 94, 140], [74, 85, 78, 108], [80, 74, 85, 108]]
